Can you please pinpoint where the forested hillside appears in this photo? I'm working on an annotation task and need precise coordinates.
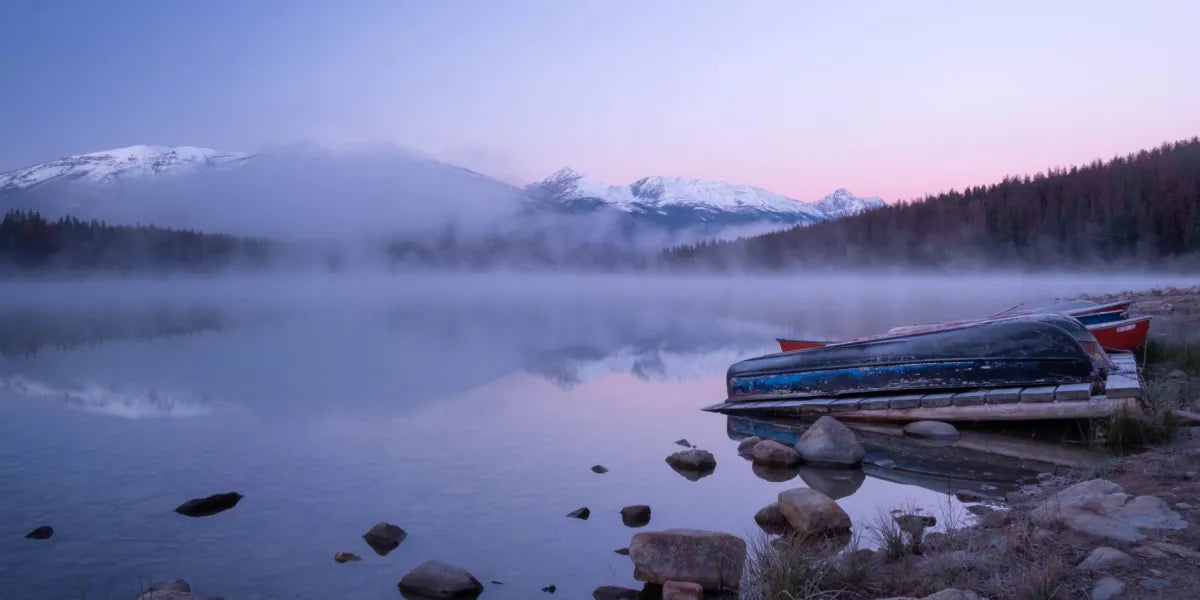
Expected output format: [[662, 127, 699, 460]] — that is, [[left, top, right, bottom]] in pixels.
[[0, 211, 272, 271], [662, 138, 1200, 270]]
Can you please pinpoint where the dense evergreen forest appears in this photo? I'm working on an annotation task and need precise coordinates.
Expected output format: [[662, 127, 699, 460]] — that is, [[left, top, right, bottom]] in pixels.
[[662, 138, 1200, 270], [0, 211, 272, 271]]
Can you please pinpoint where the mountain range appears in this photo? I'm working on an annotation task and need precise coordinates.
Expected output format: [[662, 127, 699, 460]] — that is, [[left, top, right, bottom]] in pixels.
[[0, 145, 883, 243]]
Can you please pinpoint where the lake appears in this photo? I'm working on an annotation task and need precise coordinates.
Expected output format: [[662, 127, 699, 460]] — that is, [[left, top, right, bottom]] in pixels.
[[0, 272, 1191, 600]]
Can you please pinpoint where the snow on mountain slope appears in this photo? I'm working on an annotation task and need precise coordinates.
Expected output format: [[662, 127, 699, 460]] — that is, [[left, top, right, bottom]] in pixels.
[[816, 188, 885, 218], [0, 145, 253, 190], [525, 168, 880, 223]]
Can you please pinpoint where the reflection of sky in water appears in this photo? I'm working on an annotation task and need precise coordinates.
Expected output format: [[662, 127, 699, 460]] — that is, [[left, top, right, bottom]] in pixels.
[[0, 273, 1183, 599]]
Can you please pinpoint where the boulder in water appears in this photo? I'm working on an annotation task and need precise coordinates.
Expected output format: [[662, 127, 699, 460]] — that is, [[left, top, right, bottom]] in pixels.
[[621, 505, 652, 527], [397, 560, 484, 599], [24, 526, 53, 540], [903, 420, 960, 441], [793, 416, 864, 467], [363, 522, 408, 556], [567, 507, 591, 520], [629, 528, 746, 591], [777, 488, 851, 538], [750, 439, 802, 466]]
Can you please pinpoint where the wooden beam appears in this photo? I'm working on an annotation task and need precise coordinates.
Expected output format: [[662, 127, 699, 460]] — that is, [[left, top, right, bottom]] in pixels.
[[820, 397, 1142, 422]]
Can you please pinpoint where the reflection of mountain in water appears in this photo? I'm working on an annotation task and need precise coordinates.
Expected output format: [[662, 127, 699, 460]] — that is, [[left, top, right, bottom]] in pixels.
[[526, 343, 764, 388], [0, 305, 232, 357], [1, 375, 212, 418]]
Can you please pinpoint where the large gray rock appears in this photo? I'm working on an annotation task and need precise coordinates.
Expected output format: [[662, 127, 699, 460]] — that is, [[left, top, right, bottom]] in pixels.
[[750, 439, 802, 466], [776, 488, 851, 538], [793, 416, 864, 466], [397, 560, 483, 599], [134, 580, 224, 600], [1077, 547, 1134, 571], [903, 421, 960, 441], [1091, 577, 1125, 600], [629, 528, 746, 591], [1031, 479, 1187, 542]]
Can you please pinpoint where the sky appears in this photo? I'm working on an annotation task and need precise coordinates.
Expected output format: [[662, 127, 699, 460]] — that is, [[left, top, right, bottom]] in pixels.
[[2, 0, 1199, 201]]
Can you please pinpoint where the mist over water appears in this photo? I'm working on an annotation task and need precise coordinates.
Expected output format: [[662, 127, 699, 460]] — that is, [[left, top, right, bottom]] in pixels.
[[0, 272, 1191, 599]]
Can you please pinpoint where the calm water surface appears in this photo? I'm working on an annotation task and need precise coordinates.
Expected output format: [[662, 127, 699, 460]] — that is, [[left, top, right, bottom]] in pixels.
[[0, 273, 1190, 599]]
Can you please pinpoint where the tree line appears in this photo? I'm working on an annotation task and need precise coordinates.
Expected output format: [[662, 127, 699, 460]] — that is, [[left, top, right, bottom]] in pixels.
[[661, 137, 1200, 270], [0, 210, 272, 271]]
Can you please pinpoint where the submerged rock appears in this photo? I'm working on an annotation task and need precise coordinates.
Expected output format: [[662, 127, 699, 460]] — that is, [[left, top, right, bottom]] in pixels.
[[663, 580, 703, 600], [776, 488, 851, 538], [334, 552, 362, 563], [621, 505, 652, 528], [541, 584, 557, 593], [674, 439, 693, 448], [903, 421, 960, 441], [24, 526, 53, 540], [133, 579, 224, 600], [591, 465, 609, 474], [614, 547, 631, 555], [174, 492, 243, 517], [629, 528, 746, 591], [363, 522, 408, 556], [750, 439, 802, 466], [793, 416, 864, 466], [567, 507, 591, 520], [1031, 479, 1187, 542], [737, 436, 763, 453], [398, 560, 484, 599], [593, 586, 640, 600]]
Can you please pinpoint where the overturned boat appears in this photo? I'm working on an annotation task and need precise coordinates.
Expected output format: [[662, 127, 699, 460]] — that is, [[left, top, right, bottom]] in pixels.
[[731, 313, 1108, 403]]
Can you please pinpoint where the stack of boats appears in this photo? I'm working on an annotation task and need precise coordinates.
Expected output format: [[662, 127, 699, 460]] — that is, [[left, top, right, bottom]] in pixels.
[[704, 300, 1150, 422]]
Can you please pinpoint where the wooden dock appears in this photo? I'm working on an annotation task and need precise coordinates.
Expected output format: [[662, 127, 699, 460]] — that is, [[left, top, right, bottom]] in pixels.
[[702, 351, 1145, 422]]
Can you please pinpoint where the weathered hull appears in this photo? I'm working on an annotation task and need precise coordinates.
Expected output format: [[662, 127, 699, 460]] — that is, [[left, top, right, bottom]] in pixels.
[[1089, 316, 1151, 351], [731, 315, 1098, 402]]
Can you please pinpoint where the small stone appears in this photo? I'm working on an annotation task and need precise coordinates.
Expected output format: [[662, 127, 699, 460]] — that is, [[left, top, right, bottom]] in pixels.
[[674, 439, 692, 448], [363, 522, 407, 556], [1176, 502, 1193, 509], [567, 507, 591, 520], [954, 489, 987, 502], [490, 581, 504, 585], [24, 526, 53, 540], [1132, 545, 1167, 558], [593, 586, 640, 600], [542, 584, 556, 593], [1140, 578, 1170, 590], [872, 458, 896, 468], [621, 505, 651, 528], [737, 436, 763, 452], [334, 552, 362, 563], [665, 449, 716, 477], [398, 560, 484, 599], [663, 580, 704, 600], [591, 465, 609, 474], [614, 547, 630, 555], [174, 492, 243, 517], [1077, 547, 1134, 571], [751, 439, 802, 466], [1091, 577, 1124, 600], [903, 420, 960, 440]]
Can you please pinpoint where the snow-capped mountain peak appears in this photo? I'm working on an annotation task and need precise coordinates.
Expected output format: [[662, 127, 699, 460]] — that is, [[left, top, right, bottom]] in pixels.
[[0, 145, 253, 190], [815, 188, 885, 218]]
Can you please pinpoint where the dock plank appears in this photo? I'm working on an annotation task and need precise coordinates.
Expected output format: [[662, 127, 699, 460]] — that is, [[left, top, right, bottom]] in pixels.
[[1054, 383, 1092, 402], [985, 388, 1022, 404], [1020, 386, 1057, 403], [888, 394, 924, 409], [921, 392, 956, 408], [952, 390, 987, 406]]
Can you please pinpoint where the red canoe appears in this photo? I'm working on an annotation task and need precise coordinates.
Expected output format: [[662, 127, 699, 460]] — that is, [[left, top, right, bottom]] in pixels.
[[778, 315, 1151, 353]]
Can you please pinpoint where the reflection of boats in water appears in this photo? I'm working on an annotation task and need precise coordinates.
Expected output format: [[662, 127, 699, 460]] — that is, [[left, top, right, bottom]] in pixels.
[[727, 415, 1107, 500]]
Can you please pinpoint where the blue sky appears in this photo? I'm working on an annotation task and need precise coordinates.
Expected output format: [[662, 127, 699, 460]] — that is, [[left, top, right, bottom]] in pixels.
[[2, 0, 1198, 200]]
